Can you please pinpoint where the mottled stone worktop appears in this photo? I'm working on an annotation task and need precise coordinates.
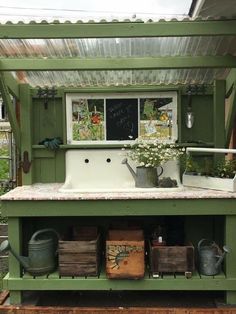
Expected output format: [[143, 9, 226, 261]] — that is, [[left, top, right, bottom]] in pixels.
[[1, 183, 236, 201]]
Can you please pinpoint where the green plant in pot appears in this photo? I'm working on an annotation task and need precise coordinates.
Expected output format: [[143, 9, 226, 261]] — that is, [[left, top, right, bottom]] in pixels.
[[213, 159, 236, 179], [185, 156, 213, 176], [121, 138, 184, 188]]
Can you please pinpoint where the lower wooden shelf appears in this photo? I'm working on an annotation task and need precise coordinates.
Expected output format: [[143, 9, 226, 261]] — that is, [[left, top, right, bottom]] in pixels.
[[3, 270, 236, 291]]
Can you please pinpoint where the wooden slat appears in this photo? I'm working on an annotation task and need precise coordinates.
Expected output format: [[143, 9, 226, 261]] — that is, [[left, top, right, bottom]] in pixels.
[[213, 271, 226, 279], [59, 264, 98, 277], [47, 271, 60, 279], [200, 274, 214, 280], [162, 273, 175, 280], [0, 224, 8, 235], [1, 305, 236, 313], [0, 290, 9, 305], [59, 253, 97, 263], [1, 56, 236, 71], [59, 241, 97, 253], [1, 19, 236, 39]]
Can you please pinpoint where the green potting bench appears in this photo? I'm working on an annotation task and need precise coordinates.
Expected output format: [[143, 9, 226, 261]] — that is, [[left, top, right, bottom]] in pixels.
[[1, 184, 236, 305], [0, 17, 236, 306]]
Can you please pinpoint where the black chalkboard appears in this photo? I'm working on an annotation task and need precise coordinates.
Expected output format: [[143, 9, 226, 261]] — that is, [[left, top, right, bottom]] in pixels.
[[106, 99, 138, 140]]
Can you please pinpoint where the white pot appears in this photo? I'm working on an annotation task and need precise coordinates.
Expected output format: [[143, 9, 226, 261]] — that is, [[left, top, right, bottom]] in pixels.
[[182, 172, 236, 192]]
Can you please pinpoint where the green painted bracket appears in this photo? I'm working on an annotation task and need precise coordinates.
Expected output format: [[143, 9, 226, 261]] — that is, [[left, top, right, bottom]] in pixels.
[[0, 73, 21, 149], [3, 72, 19, 99], [226, 82, 236, 147], [226, 69, 236, 97]]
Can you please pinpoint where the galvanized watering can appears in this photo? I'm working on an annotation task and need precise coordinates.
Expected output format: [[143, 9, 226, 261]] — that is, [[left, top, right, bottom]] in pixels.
[[0, 228, 59, 276], [197, 239, 230, 276], [122, 158, 163, 188]]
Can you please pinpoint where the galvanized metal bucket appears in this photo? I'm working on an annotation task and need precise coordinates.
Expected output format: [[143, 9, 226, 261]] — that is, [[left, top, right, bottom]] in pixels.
[[197, 239, 229, 276]]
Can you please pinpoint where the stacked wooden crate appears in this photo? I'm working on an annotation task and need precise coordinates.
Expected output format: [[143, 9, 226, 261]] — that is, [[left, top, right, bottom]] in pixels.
[[106, 229, 145, 279], [149, 242, 195, 277], [58, 226, 100, 277]]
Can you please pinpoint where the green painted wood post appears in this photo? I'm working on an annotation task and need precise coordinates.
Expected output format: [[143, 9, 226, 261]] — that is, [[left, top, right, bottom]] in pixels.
[[7, 217, 22, 305], [62, 88, 67, 145], [225, 84, 236, 147], [213, 80, 226, 164], [20, 84, 33, 185], [177, 89, 182, 143], [225, 215, 236, 304]]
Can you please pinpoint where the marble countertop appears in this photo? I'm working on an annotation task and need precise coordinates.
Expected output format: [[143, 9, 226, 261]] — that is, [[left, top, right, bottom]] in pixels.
[[1, 183, 236, 201]]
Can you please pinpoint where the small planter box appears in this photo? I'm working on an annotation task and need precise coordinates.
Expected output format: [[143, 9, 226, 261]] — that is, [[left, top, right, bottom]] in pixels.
[[149, 242, 194, 277], [106, 229, 145, 279], [59, 226, 101, 277], [183, 172, 236, 192]]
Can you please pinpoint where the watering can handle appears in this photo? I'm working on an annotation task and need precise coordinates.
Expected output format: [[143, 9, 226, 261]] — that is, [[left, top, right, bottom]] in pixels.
[[197, 238, 215, 250], [31, 228, 60, 241], [157, 166, 163, 177]]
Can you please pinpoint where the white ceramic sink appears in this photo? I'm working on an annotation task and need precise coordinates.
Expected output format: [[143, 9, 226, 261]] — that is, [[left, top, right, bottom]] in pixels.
[[59, 149, 182, 193]]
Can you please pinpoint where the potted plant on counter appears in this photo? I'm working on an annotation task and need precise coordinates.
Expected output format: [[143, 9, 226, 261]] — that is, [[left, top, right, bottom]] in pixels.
[[121, 138, 184, 188], [183, 152, 236, 192]]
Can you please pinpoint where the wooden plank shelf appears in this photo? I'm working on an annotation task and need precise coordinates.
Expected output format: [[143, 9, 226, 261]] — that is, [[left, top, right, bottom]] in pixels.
[[4, 270, 234, 291]]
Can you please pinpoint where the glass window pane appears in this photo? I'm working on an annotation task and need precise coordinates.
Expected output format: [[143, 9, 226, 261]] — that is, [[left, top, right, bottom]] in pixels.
[[72, 99, 104, 141], [106, 98, 138, 141], [140, 98, 173, 141]]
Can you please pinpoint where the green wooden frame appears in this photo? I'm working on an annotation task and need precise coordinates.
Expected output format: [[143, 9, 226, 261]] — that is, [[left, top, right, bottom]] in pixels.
[[3, 72, 19, 99], [226, 83, 236, 147], [0, 56, 236, 71], [226, 69, 236, 96], [0, 20, 236, 39]]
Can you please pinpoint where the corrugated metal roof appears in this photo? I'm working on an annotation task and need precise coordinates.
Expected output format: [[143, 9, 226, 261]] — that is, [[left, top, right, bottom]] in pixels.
[[1, 36, 236, 58], [0, 19, 235, 87], [23, 68, 229, 87]]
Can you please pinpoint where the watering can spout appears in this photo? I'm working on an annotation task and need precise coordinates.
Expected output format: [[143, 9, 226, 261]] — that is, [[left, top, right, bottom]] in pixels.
[[121, 158, 137, 181], [215, 245, 230, 270], [0, 240, 30, 270]]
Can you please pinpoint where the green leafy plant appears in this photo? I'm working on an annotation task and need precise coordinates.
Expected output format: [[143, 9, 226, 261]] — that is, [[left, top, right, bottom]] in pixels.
[[185, 156, 214, 175], [185, 155, 236, 179], [123, 138, 185, 168], [213, 159, 236, 179]]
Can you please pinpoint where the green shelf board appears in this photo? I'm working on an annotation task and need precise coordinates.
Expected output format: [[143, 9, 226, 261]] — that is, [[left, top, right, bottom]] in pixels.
[[4, 270, 235, 291], [3, 198, 236, 217]]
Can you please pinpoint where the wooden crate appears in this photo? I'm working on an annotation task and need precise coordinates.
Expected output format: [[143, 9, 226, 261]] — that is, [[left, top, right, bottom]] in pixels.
[[106, 229, 145, 279], [59, 227, 100, 277], [149, 242, 195, 276]]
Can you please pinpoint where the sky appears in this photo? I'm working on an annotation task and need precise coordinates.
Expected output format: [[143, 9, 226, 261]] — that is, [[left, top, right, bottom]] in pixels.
[[0, 0, 192, 22]]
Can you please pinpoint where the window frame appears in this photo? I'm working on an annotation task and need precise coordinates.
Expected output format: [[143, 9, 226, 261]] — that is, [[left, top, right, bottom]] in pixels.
[[66, 91, 178, 145]]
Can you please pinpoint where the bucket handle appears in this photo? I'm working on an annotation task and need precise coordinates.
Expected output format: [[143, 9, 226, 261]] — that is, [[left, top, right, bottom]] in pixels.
[[31, 228, 60, 242], [157, 166, 164, 178], [197, 238, 215, 250]]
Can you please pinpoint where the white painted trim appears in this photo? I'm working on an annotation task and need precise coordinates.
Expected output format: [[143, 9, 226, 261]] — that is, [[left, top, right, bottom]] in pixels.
[[66, 92, 178, 145]]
